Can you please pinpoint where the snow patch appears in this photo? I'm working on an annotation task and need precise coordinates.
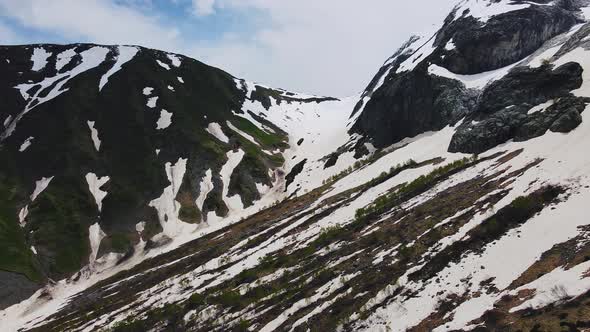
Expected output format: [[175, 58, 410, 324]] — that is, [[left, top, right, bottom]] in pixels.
[[31, 48, 51, 71], [156, 60, 170, 70], [19, 136, 34, 152], [149, 158, 192, 237], [177, 76, 184, 84], [205, 122, 229, 143], [85, 173, 110, 212], [196, 169, 214, 212], [87, 121, 101, 151], [55, 48, 77, 71], [143, 87, 154, 96], [146, 96, 158, 108], [88, 223, 106, 264], [167, 54, 182, 67], [99, 46, 138, 91], [156, 110, 173, 130], [31, 176, 54, 201]]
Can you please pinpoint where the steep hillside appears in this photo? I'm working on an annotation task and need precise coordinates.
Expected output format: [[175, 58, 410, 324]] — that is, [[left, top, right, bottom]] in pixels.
[[0, 43, 349, 310], [3, 0, 590, 331]]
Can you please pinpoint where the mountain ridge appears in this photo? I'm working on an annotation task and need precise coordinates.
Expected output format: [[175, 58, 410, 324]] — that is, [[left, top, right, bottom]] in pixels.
[[3, 0, 590, 330]]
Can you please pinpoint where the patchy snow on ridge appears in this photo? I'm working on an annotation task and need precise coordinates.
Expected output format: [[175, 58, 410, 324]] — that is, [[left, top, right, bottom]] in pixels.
[[31, 47, 51, 71], [156, 60, 171, 70], [55, 48, 77, 71], [4, 46, 110, 141], [453, 0, 530, 23], [99, 46, 138, 91], [167, 54, 182, 67]]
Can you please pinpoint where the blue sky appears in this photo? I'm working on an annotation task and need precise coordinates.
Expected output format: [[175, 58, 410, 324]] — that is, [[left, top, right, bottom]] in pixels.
[[0, 0, 457, 96]]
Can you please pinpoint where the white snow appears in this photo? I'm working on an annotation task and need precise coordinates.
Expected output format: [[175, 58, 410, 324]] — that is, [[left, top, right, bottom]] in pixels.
[[31, 48, 51, 71], [99, 46, 138, 91], [30, 246, 37, 255], [156, 110, 173, 130], [527, 100, 554, 115], [156, 60, 170, 70], [428, 62, 518, 89], [5, 47, 110, 140], [31, 176, 54, 201], [55, 48, 77, 71], [205, 122, 229, 143], [87, 121, 101, 151], [18, 206, 28, 226], [509, 261, 590, 312], [3, 115, 12, 128], [146, 96, 158, 108], [167, 85, 175, 91], [196, 169, 214, 212], [167, 54, 182, 67], [177, 77, 184, 84], [149, 158, 195, 237], [85, 173, 110, 212], [88, 223, 106, 264], [444, 38, 456, 51], [455, 0, 530, 24], [19, 136, 34, 152], [143, 87, 154, 96]]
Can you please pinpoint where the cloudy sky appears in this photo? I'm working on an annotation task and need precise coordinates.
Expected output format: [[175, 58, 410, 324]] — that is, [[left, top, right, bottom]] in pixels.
[[0, 0, 458, 96]]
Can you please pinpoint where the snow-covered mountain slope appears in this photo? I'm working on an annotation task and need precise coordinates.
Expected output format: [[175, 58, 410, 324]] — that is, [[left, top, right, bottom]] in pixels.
[[0, 43, 355, 311], [4, 0, 590, 331]]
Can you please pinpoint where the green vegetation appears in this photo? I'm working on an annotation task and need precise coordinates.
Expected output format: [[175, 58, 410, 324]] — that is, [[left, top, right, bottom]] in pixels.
[[312, 226, 347, 248], [231, 117, 288, 150], [0, 177, 42, 282], [354, 156, 477, 225], [179, 205, 201, 222]]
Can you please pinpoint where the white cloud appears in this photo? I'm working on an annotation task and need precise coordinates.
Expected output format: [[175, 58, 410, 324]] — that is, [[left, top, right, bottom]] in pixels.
[[0, 20, 22, 44], [190, 0, 459, 96], [0, 0, 459, 96], [192, 0, 216, 16], [0, 0, 180, 50]]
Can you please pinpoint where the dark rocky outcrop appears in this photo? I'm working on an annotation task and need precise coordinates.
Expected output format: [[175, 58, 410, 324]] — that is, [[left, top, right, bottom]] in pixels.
[[350, 65, 476, 148], [477, 62, 583, 114], [285, 159, 307, 190]]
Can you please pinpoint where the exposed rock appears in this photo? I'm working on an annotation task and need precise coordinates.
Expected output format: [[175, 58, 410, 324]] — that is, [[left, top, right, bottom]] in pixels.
[[434, 4, 580, 74], [350, 66, 476, 148], [449, 105, 530, 154], [477, 62, 583, 114], [550, 108, 583, 132], [285, 159, 307, 190]]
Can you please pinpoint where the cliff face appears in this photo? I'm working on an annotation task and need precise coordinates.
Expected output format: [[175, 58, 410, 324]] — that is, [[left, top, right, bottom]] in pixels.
[[350, 0, 585, 153]]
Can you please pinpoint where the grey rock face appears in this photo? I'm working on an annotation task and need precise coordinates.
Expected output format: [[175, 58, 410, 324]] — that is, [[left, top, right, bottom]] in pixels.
[[351, 66, 476, 148], [449, 94, 588, 154], [477, 62, 583, 114], [435, 5, 580, 74], [0, 271, 41, 310]]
